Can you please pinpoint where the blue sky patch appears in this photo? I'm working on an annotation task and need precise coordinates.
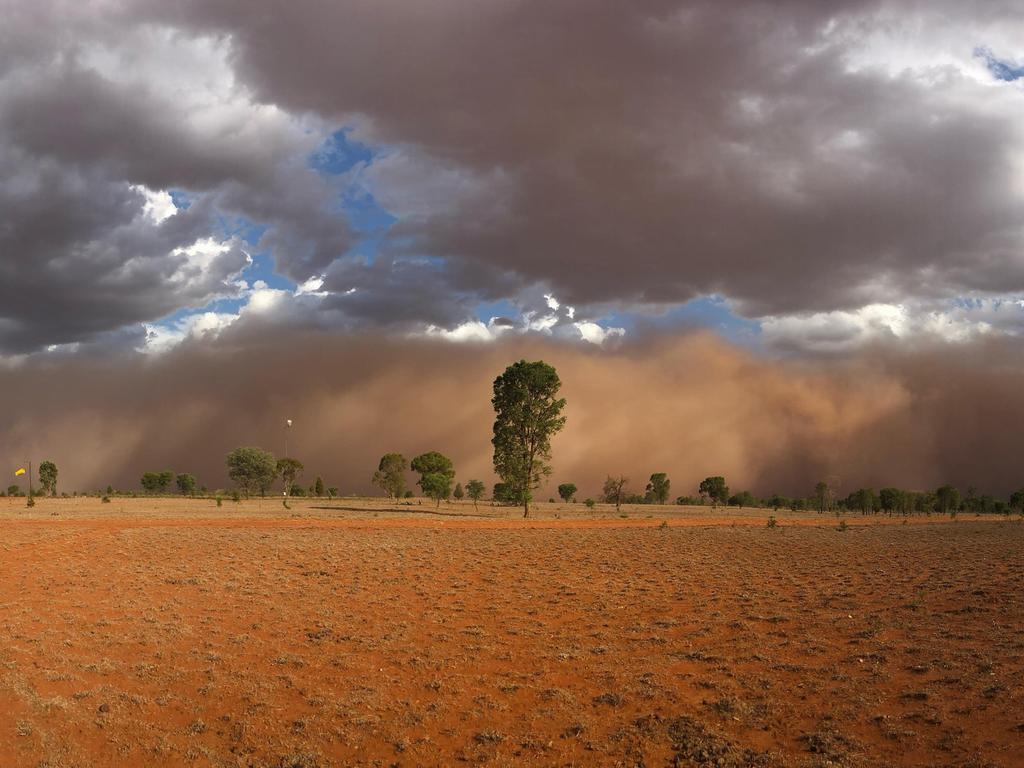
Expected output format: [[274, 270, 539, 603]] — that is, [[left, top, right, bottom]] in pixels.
[[975, 47, 1024, 82]]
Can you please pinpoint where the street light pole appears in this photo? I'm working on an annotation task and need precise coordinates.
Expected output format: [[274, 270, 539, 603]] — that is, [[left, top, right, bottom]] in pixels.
[[283, 419, 292, 497]]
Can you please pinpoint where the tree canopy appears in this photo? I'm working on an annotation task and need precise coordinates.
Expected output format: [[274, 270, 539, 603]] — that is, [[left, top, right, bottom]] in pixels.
[[227, 447, 278, 497], [645, 473, 671, 504], [699, 476, 729, 505], [373, 453, 408, 499], [491, 360, 567, 517], [411, 451, 455, 506], [38, 460, 58, 496]]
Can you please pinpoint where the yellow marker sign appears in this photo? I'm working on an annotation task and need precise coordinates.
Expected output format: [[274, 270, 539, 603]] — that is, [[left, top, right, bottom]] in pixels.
[[14, 468, 26, 476]]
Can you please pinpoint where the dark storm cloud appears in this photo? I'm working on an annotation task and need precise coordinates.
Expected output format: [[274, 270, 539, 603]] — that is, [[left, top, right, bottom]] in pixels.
[[132, 0, 1024, 320], [4, 330, 1024, 500], [3, 0, 1023, 354], [0, 4, 351, 353]]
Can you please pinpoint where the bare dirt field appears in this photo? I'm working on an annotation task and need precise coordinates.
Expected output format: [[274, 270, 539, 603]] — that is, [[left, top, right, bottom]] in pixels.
[[1, 497, 1021, 767]]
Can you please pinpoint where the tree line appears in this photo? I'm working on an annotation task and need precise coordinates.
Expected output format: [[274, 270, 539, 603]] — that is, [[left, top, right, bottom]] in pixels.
[[9, 360, 1024, 519]]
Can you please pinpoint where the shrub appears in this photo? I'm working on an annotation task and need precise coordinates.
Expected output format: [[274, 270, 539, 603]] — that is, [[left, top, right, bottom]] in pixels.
[[101, 495, 111, 503], [584, 498, 596, 509], [838, 519, 849, 532], [767, 515, 777, 528]]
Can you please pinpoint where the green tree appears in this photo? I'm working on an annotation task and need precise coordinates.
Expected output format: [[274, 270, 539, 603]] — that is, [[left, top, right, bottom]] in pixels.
[[699, 476, 729, 506], [846, 488, 876, 515], [878, 487, 903, 515], [411, 451, 455, 507], [373, 453, 408, 499], [493, 482, 516, 504], [314, 476, 324, 496], [1010, 488, 1024, 512], [729, 490, 759, 508], [602, 475, 629, 510], [38, 460, 58, 496], [645, 473, 671, 504], [935, 484, 960, 514], [557, 483, 577, 503], [419, 472, 452, 506], [491, 360, 567, 518], [227, 447, 278, 498], [466, 479, 486, 510], [140, 472, 161, 494], [276, 458, 304, 497], [175, 473, 198, 496], [453, 482, 464, 501]]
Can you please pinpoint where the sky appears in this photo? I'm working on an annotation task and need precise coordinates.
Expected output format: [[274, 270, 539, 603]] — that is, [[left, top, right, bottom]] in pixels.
[[2, 1, 1024, 495]]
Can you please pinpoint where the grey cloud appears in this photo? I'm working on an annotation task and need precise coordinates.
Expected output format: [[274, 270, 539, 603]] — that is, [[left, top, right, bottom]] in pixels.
[[132, 0, 1024, 322], [0, 8, 351, 353]]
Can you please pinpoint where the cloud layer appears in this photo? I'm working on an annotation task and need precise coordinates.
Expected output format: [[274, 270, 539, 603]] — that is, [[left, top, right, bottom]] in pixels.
[[2, 1, 1024, 354]]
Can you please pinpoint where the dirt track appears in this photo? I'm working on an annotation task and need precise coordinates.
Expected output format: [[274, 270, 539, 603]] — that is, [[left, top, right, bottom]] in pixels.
[[1, 498, 1021, 767]]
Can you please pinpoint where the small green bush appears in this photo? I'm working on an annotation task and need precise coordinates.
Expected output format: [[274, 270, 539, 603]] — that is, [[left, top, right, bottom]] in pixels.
[[584, 498, 596, 509], [767, 516, 777, 528]]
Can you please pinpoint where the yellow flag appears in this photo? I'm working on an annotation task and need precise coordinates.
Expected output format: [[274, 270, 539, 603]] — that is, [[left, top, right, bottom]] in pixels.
[[14, 468, 26, 477]]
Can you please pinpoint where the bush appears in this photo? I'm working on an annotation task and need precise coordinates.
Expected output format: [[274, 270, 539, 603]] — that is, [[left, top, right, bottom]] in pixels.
[[231, 490, 240, 503], [216, 496, 223, 507], [584, 498, 596, 509], [838, 519, 849, 532], [767, 515, 777, 528], [26, 496, 35, 508], [101, 495, 111, 503]]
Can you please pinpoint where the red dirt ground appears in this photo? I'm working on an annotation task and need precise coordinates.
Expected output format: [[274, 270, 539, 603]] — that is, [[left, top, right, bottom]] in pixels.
[[1, 498, 1021, 767]]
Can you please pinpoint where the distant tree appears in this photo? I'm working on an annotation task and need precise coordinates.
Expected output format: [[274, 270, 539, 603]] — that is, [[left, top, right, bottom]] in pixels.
[[879, 487, 903, 515], [327, 486, 339, 498], [675, 495, 701, 505], [557, 483, 577, 503], [602, 475, 629, 510], [814, 481, 830, 513], [7, 484, 20, 496], [226, 447, 278, 498], [491, 360, 567, 518], [373, 453, 408, 499], [412, 451, 455, 507], [847, 487, 876, 515], [1010, 488, 1024, 512], [935, 484, 960, 514], [962, 485, 981, 513], [289, 483, 307, 497], [645, 473, 671, 504], [175, 473, 198, 496], [729, 490, 759, 508], [466, 479, 486, 510], [140, 472, 161, 494], [38, 460, 58, 496], [453, 482, 464, 501], [314, 476, 324, 497], [914, 491, 936, 514], [419, 473, 452, 506], [699, 476, 729, 506], [276, 458, 304, 497], [492, 482, 516, 503]]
